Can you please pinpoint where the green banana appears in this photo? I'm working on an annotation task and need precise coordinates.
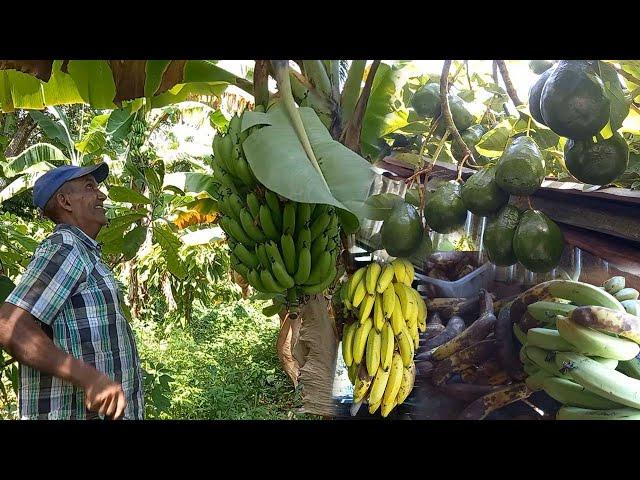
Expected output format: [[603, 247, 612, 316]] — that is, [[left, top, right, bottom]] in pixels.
[[557, 315, 640, 360], [310, 211, 331, 239], [233, 244, 259, 270], [239, 208, 267, 243], [259, 205, 280, 242], [282, 202, 296, 235], [513, 324, 528, 346], [545, 280, 625, 312], [525, 346, 572, 379], [229, 254, 249, 279], [271, 261, 295, 290], [246, 193, 261, 219], [542, 376, 624, 409], [219, 135, 237, 177], [295, 202, 312, 235], [527, 301, 577, 325], [220, 216, 255, 248], [299, 265, 336, 295], [557, 406, 640, 420], [618, 358, 640, 380], [255, 244, 271, 270], [525, 370, 552, 391], [227, 114, 242, 144], [527, 327, 575, 351], [260, 268, 287, 293], [280, 234, 296, 275], [310, 204, 328, 221], [264, 241, 286, 268], [234, 152, 257, 189], [592, 357, 619, 369], [310, 234, 329, 263], [264, 190, 283, 230], [555, 352, 640, 409], [304, 250, 332, 285], [293, 247, 311, 285], [247, 269, 269, 292], [295, 227, 311, 254], [603, 276, 625, 295]]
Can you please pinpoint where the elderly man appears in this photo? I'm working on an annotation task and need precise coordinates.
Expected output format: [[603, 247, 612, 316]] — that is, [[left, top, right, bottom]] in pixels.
[[0, 163, 144, 420]]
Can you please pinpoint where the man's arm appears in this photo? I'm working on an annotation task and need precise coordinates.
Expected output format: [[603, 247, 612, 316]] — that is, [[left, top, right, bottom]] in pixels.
[[0, 302, 126, 419]]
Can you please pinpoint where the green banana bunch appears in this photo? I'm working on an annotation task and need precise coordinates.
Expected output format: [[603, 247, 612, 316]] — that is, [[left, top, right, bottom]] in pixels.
[[216, 108, 342, 307]]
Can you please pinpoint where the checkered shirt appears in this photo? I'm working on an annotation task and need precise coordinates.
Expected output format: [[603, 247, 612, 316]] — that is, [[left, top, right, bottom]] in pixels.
[[6, 224, 144, 420]]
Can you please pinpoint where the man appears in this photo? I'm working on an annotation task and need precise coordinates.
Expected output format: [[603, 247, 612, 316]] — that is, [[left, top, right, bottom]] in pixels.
[[0, 162, 144, 420]]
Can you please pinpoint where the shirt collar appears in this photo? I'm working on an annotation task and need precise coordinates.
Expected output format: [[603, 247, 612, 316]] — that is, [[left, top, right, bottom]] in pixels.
[[54, 224, 101, 251]]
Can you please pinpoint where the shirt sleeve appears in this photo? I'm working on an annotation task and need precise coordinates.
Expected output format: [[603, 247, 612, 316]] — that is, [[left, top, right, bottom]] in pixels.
[[5, 240, 87, 325]]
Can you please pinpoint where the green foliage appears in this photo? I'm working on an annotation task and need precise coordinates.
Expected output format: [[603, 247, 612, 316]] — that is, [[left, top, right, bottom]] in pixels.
[[133, 300, 312, 419]]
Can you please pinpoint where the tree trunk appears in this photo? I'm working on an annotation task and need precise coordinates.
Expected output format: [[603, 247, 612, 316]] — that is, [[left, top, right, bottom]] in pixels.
[[4, 114, 37, 158]]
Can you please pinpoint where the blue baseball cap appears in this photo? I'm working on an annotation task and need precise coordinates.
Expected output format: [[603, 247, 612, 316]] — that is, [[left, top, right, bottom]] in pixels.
[[33, 162, 109, 210]]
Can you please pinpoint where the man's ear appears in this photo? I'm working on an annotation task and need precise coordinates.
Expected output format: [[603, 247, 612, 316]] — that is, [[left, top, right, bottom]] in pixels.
[[55, 190, 73, 213]]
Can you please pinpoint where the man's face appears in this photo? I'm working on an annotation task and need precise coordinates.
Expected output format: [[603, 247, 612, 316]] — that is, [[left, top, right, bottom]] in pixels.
[[64, 174, 108, 229]]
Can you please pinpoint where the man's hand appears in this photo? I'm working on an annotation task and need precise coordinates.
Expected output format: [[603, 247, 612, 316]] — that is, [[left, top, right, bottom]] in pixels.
[[83, 373, 127, 420]]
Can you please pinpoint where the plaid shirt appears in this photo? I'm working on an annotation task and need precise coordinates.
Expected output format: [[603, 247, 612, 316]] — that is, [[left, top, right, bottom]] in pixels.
[[6, 224, 144, 420]]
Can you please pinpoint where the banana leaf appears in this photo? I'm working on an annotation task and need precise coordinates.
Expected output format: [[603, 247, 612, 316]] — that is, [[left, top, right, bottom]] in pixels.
[[241, 103, 374, 233]]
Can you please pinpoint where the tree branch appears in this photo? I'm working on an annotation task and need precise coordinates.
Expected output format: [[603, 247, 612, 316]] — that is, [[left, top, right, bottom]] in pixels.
[[4, 114, 36, 157], [440, 60, 475, 165], [496, 60, 522, 107], [253, 60, 270, 108], [340, 60, 381, 153]]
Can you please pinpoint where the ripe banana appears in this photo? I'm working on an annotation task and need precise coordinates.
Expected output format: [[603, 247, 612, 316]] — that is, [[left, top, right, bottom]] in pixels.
[[557, 406, 640, 420], [353, 366, 373, 403], [347, 362, 357, 385], [557, 315, 640, 360], [376, 264, 395, 294], [380, 322, 394, 371], [368, 362, 391, 406], [381, 353, 404, 417], [348, 267, 367, 301], [392, 260, 406, 285], [555, 352, 640, 409], [342, 322, 356, 367], [400, 259, 414, 286], [382, 284, 396, 319], [352, 318, 373, 365], [365, 263, 382, 295], [527, 327, 575, 352], [393, 283, 411, 318], [368, 399, 381, 415], [359, 294, 375, 324], [542, 376, 624, 409], [390, 295, 405, 335], [570, 306, 640, 344], [397, 328, 414, 367], [373, 294, 385, 332], [352, 278, 367, 308], [603, 276, 625, 295], [366, 329, 381, 377], [396, 363, 416, 405], [412, 289, 427, 330]]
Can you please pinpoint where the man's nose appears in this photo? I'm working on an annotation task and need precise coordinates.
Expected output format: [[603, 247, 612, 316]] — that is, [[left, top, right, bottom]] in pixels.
[[98, 189, 107, 200]]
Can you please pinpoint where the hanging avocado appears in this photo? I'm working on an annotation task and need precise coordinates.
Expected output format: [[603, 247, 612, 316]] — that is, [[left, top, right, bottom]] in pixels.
[[461, 166, 509, 216], [432, 94, 475, 137], [483, 205, 521, 266], [528, 67, 554, 126], [451, 124, 488, 160], [529, 60, 555, 75], [424, 181, 468, 234], [513, 210, 564, 273], [411, 83, 441, 119], [495, 136, 546, 196], [564, 132, 629, 185], [381, 202, 423, 257], [540, 60, 611, 140]]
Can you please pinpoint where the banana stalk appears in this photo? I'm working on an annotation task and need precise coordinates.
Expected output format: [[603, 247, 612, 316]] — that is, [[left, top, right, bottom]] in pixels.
[[340, 60, 366, 129]]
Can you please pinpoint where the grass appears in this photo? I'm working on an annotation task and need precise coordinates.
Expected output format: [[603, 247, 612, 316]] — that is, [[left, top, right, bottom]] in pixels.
[[134, 299, 314, 420], [1, 299, 315, 420]]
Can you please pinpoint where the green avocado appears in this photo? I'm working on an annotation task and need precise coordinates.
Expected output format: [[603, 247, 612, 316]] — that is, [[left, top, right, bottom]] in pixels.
[[513, 210, 564, 273], [483, 205, 521, 266], [408, 229, 433, 264], [432, 94, 475, 137], [461, 166, 509, 216], [529, 60, 554, 75], [540, 60, 610, 140], [564, 132, 629, 185], [0, 275, 16, 303], [495, 136, 546, 196], [451, 124, 488, 160], [528, 67, 554, 126], [381, 202, 423, 257], [424, 181, 468, 234], [411, 83, 441, 118]]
